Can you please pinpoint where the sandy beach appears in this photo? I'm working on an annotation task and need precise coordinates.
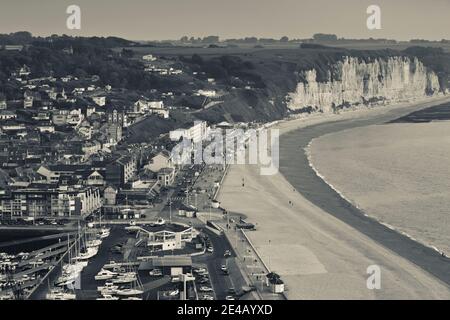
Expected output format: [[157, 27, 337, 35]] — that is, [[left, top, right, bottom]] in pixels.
[[218, 95, 450, 299]]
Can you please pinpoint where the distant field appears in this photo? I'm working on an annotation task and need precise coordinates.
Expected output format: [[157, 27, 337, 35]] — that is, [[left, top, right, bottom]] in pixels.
[[119, 43, 302, 56], [121, 42, 450, 57], [314, 42, 450, 53]]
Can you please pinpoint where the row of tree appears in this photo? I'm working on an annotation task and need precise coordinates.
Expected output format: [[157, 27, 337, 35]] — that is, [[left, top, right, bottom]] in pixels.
[[179, 36, 291, 44]]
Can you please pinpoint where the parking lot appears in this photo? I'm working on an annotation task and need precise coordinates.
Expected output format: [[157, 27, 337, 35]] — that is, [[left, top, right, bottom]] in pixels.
[[0, 217, 74, 227]]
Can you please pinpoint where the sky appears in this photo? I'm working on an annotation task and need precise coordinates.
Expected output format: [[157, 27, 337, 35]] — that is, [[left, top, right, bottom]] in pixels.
[[0, 0, 449, 41]]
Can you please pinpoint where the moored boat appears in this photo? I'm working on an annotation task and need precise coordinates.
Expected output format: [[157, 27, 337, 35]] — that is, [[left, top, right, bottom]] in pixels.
[[97, 281, 119, 292], [112, 275, 137, 284], [86, 239, 102, 248], [46, 289, 76, 300], [99, 228, 111, 239], [114, 288, 143, 296], [96, 294, 119, 300], [103, 261, 121, 270], [71, 246, 99, 261], [95, 269, 118, 281]]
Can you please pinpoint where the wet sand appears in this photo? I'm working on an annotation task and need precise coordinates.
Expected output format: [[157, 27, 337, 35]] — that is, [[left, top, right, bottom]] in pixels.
[[218, 95, 450, 299]]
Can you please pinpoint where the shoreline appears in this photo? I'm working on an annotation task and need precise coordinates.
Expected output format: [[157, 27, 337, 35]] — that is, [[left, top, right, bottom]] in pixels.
[[280, 93, 450, 260], [274, 94, 450, 134], [305, 135, 449, 258], [218, 94, 450, 299]]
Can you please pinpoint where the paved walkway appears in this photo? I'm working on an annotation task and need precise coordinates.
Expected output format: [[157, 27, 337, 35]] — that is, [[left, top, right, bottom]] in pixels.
[[216, 218, 285, 300]]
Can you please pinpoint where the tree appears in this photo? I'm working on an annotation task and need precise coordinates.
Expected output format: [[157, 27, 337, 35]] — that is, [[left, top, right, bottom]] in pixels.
[[202, 36, 219, 43], [313, 33, 338, 41], [243, 37, 258, 44], [121, 48, 134, 58], [191, 54, 204, 65]]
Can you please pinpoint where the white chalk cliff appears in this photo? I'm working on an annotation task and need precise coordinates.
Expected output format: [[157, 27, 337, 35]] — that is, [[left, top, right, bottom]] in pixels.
[[287, 56, 440, 113]]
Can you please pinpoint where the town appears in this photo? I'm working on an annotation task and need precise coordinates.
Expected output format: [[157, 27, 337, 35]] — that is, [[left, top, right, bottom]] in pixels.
[[0, 33, 286, 301], [3, 1, 450, 316]]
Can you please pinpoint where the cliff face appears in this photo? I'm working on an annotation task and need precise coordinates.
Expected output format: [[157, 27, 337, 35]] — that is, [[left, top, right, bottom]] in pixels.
[[287, 56, 440, 113]]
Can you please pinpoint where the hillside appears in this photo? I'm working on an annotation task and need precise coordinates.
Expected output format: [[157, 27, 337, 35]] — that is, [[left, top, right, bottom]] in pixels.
[[1, 33, 449, 141], [171, 46, 449, 123]]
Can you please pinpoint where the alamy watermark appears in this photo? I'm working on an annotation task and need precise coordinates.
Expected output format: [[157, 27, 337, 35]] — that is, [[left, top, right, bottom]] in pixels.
[[66, 5, 81, 30], [366, 265, 381, 290], [170, 126, 279, 176], [367, 5, 381, 30]]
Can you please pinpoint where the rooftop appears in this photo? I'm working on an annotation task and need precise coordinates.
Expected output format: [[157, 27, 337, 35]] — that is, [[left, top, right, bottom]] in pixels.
[[141, 222, 191, 233], [158, 167, 174, 175], [138, 256, 192, 270]]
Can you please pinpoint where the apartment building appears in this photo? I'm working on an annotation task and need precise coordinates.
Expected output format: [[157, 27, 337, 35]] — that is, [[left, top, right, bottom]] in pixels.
[[0, 185, 102, 219]]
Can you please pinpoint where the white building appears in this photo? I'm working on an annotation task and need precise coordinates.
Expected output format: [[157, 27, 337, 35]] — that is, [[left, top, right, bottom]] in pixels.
[[145, 108, 167, 119], [0, 111, 16, 121], [92, 96, 106, 107], [196, 89, 216, 97], [0, 99, 7, 110], [149, 101, 164, 109], [23, 96, 33, 108], [136, 223, 198, 251], [134, 100, 164, 113], [37, 125, 55, 133], [157, 167, 175, 187], [145, 151, 173, 173], [169, 121, 209, 143], [143, 54, 157, 62]]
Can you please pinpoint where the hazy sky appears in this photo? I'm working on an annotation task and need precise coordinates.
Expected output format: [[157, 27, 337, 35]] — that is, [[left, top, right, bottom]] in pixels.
[[1, 0, 449, 41]]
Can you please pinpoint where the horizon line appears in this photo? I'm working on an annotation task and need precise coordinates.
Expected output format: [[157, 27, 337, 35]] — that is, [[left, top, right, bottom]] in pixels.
[[2, 31, 449, 44]]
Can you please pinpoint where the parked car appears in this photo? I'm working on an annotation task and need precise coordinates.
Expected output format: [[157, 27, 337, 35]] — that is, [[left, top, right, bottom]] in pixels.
[[149, 269, 162, 276], [168, 289, 179, 296], [199, 286, 213, 292], [225, 295, 236, 300], [228, 288, 236, 294], [193, 267, 207, 274], [200, 294, 214, 300]]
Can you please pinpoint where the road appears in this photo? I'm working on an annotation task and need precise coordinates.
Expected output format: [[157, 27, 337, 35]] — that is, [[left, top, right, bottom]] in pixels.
[[193, 228, 238, 300]]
